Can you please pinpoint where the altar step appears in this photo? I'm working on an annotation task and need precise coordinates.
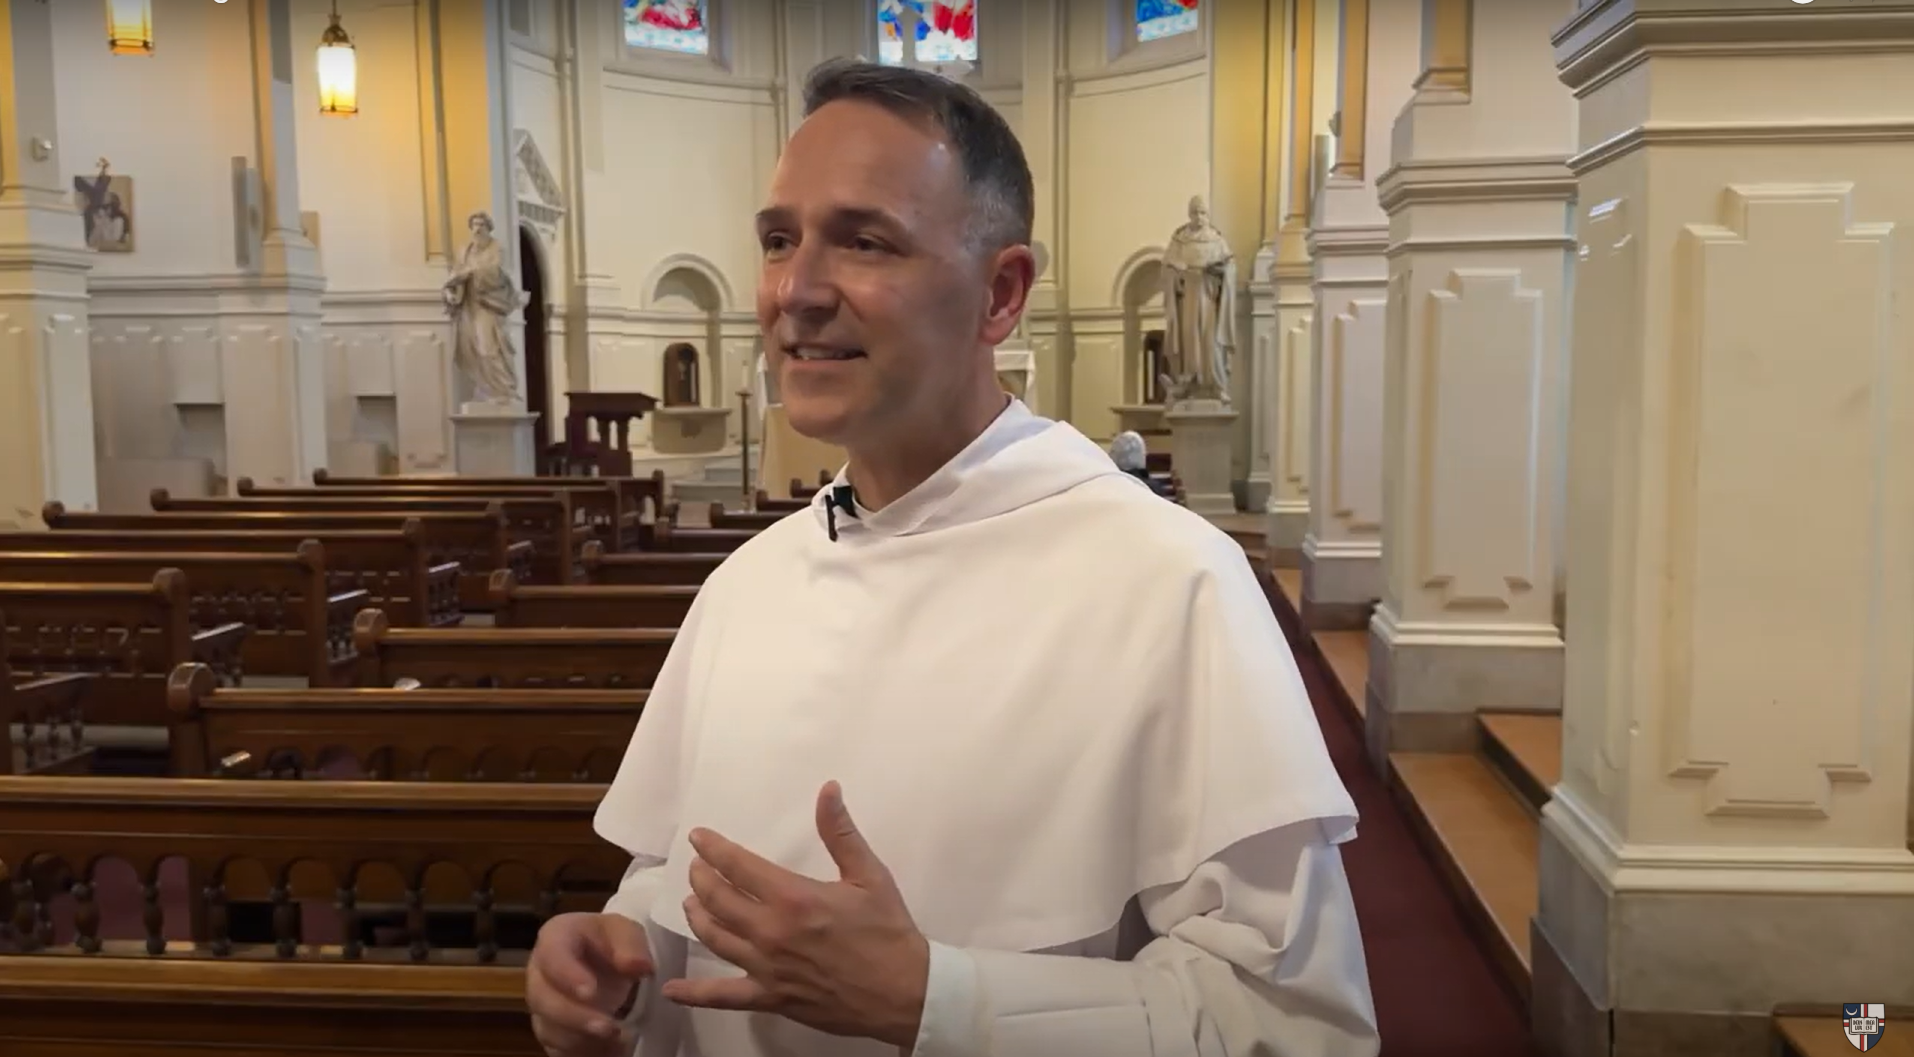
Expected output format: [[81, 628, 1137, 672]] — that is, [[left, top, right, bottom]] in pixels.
[[666, 450, 756, 511]]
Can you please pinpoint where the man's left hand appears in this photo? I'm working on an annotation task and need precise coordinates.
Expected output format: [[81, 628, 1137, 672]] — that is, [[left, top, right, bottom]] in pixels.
[[661, 781, 931, 1048]]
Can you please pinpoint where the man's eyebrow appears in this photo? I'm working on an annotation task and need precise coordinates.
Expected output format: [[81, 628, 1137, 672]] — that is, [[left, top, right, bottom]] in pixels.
[[754, 205, 907, 234]]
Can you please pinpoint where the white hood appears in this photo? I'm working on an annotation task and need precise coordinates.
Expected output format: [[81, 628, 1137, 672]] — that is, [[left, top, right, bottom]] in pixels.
[[805, 398, 1147, 541]]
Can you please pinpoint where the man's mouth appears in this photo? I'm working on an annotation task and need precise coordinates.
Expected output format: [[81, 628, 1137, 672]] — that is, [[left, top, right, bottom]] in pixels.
[[788, 346, 865, 362]]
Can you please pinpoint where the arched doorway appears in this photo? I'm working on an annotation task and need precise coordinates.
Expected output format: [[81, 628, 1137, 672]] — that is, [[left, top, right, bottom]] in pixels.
[[518, 225, 552, 458]]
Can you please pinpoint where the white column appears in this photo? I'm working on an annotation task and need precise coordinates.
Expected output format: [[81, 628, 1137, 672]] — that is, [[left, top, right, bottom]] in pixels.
[[1362, 0, 1576, 763], [1534, 4, 1914, 1052], [1263, 0, 1322, 565], [0, 0, 98, 525], [1299, 0, 1420, 627], [222, 0, 329, 491], [1021, 0, 1065, 420]]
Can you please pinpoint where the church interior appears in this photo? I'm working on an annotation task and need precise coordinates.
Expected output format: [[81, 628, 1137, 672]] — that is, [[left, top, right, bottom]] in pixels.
[[0, 0, 1909, 1054]]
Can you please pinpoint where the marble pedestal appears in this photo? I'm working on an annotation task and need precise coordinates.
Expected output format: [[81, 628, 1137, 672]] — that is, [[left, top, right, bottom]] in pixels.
[[1165, 400, 1238, 516], [452, 405, 537, 476], [651, 406, 731, 456]]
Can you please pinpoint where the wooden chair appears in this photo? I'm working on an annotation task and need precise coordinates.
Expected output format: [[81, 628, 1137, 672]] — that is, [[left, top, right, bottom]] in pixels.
[[0, 543, 366, 686], [166, 662, 644, 782], [351, 610, 673, 690], [0, 571, 247, 727], [0, 525, 460, 629], [488, 570, 697, 630], [578, 540, 726, 587]]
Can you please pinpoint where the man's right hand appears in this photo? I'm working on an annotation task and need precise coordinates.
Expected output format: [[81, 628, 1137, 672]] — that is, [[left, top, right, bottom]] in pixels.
[[528, 912, 656, 1057]]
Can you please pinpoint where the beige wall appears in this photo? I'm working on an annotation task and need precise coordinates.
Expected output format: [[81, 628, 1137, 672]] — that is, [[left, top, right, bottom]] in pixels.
[[48, 0, 1235, 475]]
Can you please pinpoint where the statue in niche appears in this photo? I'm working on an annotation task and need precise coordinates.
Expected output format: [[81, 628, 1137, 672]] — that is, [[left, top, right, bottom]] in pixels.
[[664, 343, 702, 406], [1143, 330, 1168, 405], [442, 211, 524, 408], [1159, 195, 1237, 405]]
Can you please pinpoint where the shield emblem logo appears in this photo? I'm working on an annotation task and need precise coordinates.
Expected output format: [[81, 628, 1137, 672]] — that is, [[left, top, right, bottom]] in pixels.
[[1844, 1004, 1886, 1051]]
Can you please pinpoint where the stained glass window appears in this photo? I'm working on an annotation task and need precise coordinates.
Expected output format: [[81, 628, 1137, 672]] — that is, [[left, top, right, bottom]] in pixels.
[[1135, 0, 1198, 42], [624, 0, 709, 55], [877, 0, 977, 67]]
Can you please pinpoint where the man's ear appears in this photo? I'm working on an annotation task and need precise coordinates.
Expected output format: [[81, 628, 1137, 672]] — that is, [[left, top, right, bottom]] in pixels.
[[981, 245, 1037, 347]]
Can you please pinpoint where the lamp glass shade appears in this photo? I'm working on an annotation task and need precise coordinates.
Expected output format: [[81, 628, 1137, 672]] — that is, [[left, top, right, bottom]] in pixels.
[[317, 33, 357, 115], [106, 0, 153, 56]]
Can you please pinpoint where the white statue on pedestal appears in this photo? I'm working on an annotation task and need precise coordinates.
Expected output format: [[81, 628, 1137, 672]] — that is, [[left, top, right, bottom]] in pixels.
[[443, 211, 523, 408], [1160, 195, 1236, 405]]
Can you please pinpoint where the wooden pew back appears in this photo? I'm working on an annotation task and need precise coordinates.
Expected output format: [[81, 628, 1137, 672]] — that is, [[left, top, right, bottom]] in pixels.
[[0, 526, 459, 628], [578, 539, 725, 586], [41, 503, 527, 611], [0, 572, 246, 727], [708, 502, 787, 532], [243, 478, 631, 552], [352, 610, 673, 690], [312, 466, 666, 525], [488, 570, 696, 630], [0, 958, 541, 1057], [0, 544, 363, 686], [2, 634, 95, 776], [652, 519, 756, 554], [0, 774, 622, 962], [166, 662, 643, 782], [153, 490, 579, 586]]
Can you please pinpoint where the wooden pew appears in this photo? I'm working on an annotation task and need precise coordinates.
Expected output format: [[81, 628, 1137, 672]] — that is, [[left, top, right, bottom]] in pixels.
[[166, 662, 643, 782], [352, 609, 673, 689], [0, 526, 460, 629], [312, 466, 667, 530], [152, 488, 581, 587], [2, 642, 95, 776], [488, 569, 696, 630], [244, 476, 632, 553], [0, 775, 625, 1054], [40, 502, 529, 612], [0, 572, 247, 727], [579, 539, 726, 586], [0, 543, 366, 686], [708, 502, 787, 532], [0, 959, 540, 1057], [652, 518, 756, 554], [754, 489, 810, 514]]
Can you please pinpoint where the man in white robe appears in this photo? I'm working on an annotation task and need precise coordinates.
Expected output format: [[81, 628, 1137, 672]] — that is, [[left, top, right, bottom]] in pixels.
[[526, 57, 1379, 1057]]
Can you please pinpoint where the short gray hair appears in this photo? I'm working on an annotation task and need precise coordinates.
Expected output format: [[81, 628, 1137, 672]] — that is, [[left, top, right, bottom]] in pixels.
[[1109, 431, 1148, 472], [802, 58, 1034, 256]]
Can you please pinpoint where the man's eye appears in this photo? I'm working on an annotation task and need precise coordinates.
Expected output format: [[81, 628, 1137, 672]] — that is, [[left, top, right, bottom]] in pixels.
[[851, 236, 887, 254], [762, 234, 794, 254]]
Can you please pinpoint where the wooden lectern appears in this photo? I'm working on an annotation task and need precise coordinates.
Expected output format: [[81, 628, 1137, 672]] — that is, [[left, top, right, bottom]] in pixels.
[[547, 391, 658, 477]]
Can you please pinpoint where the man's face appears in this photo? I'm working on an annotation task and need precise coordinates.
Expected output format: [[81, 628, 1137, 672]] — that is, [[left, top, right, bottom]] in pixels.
[[755, 99, 1009, 448]]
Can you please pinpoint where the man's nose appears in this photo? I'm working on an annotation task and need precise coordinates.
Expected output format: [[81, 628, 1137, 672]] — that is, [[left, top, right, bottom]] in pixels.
[[775, 242, 838, 316]]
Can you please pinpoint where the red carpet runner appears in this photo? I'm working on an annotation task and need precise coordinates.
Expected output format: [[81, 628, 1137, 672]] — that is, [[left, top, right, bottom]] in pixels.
[[1279, 595, 1539, 1056]]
